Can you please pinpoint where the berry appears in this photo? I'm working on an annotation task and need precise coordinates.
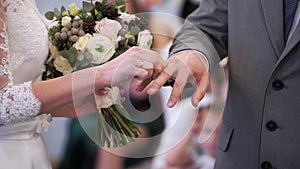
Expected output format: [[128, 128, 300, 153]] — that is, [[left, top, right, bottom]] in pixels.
[[69, 35, 79, 42], [61, 32, 68, 40], [61, 27, 69, 33], [79, 29, 85, 36]]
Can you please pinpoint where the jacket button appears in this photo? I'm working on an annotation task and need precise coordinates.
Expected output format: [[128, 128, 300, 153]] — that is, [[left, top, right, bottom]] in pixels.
[[261, 161, 272, 169], [266, 121, 278, 132], [272, 80, 284, 90]]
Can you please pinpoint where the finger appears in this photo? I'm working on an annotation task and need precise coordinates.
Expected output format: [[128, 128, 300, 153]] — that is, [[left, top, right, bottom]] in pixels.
[[147, 70, 172, 95], [136, 77, 153, 91], [137, 49, 164, 71], [146, 68, 153, 79], [192, 72, 210, 107], [95, 88, 108, 96], [119, 64, 148, 82], [147, 60, 176, 94], [167, 72, 189, 108], [126, 47, 165, 72], [131, 67, 149, 80], [140, 61, 154, 79]]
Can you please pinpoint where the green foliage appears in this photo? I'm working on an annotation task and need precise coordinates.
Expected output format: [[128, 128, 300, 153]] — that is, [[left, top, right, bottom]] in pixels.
[[115, 0, 126, 12], [61, 6, 67, 17], [53, 8, 62, 20], [48, 25, 61, 37], [45, 11, 54, 20], [61, 47, 79, 67], [130, 26, 141, 36], [82, 1, 94, 11]]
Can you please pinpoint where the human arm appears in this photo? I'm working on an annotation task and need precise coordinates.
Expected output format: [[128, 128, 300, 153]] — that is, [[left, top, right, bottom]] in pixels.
[[147, 0, 228, 107]]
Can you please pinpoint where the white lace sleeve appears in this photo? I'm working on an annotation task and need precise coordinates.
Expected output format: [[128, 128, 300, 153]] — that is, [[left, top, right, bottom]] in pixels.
[[0, 2, 41, 125]]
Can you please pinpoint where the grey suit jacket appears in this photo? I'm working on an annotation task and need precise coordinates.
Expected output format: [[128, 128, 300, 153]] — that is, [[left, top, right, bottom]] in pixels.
[[170, 0, 300, 168]]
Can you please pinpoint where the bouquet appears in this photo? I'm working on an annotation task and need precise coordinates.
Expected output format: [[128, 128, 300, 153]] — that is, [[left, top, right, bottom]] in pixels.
[[42, 0, 154, 147]]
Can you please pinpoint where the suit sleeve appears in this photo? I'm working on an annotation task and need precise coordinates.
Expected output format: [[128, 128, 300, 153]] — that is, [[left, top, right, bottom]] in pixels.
[[170, 0, 228, 63]]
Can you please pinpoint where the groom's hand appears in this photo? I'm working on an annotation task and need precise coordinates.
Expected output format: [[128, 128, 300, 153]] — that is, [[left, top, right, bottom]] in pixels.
[[147, 50, 210, 108]]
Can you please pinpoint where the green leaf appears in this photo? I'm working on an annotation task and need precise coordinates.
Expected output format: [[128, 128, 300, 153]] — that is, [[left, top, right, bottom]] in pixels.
[[125, 32, 132, 39], [45, 11, 54, 20], [68, 55, 76, 63], [130, 26, 141, 36], [61, 6, 67, 17], [102, 0, 108, 4], [48, 25, 61, 37], [53, 8, 62, 20], [95, 10, 102, 21], [83, 1, 93, 12], [69, 47, 78, 55], [63, 47, 79, 66], [61, 50, 72, 59], [115, 0, 126, 12]]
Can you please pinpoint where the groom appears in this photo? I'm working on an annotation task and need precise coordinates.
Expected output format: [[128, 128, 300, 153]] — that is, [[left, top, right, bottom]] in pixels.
[[147, 0, 300, 168]]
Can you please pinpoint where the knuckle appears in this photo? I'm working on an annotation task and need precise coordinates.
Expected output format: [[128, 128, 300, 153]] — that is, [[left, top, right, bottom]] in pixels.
[[151, 80, 161, 88], [197, 90, 206, 99]]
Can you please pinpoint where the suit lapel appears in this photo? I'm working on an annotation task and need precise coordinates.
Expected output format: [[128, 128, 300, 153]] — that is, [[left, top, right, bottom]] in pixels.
[[279, 21, 300, 62], [261, 0, 285, 58]]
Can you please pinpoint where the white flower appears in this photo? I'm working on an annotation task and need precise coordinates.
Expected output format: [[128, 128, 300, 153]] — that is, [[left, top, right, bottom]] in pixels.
[[120, 13, 139, 24], [54, 55, 73, 75], [137, 30, 153, 49], [86, 34, 115, 64], [94, 18, 122, 40], [95, 87, 121, 109], [74, 33, 92, 51], [48, 21, 60, 29], [61, 16, 72, 27], [74, 16, 80, 20]]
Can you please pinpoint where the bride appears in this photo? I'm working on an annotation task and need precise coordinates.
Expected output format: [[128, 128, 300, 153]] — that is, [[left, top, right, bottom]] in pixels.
[[0, 0, 164, 168]]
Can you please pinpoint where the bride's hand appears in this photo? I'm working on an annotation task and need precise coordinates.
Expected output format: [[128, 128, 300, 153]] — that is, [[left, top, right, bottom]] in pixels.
[[95, 47, 164, 90]]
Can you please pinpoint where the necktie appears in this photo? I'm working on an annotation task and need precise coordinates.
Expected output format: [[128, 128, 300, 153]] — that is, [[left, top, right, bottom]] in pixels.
[[284, 0, 299, 41]]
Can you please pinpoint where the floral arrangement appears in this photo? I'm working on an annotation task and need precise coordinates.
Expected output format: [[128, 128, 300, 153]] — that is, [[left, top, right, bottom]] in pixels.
[[42, 0, 153, 147]]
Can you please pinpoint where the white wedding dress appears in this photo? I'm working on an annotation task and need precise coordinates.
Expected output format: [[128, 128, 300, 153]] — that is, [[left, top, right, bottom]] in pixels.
[[0, 0, 53, 168]]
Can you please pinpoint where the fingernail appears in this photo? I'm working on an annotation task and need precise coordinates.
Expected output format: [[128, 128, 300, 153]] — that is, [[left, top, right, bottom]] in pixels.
[[193, 99, 200, 107], [168, 99, 174, 107]]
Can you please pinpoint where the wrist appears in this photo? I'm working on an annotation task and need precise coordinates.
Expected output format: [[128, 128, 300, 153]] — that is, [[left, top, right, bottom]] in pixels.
[[94, 66, 111, 89], [172, 50, 209, 71]]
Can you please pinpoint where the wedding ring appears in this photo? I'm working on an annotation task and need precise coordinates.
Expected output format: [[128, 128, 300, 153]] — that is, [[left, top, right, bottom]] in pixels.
[[139, 60, 144, 68]]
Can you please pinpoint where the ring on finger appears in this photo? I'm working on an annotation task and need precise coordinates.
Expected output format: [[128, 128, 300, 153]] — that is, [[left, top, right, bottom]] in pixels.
[[139, 60, 144, 68]]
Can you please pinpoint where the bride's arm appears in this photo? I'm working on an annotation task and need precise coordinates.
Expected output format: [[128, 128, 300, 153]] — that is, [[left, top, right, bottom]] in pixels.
[[33, 47, 163, 115]]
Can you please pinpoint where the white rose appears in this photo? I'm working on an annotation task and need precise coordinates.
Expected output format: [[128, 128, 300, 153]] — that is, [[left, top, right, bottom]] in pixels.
[[137, 30, 153, 49], [94, 18, 122, 40], [119, 13, 138, 24], [86, 34, 115, 64], [61, 16, 72, 27], [74, 33, 92, 51], [54, 55, 73, 75], [95, 87, 121, 109]]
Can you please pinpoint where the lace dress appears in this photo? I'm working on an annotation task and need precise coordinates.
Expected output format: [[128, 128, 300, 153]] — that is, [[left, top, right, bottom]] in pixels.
[[0, 0, 52, 168]]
